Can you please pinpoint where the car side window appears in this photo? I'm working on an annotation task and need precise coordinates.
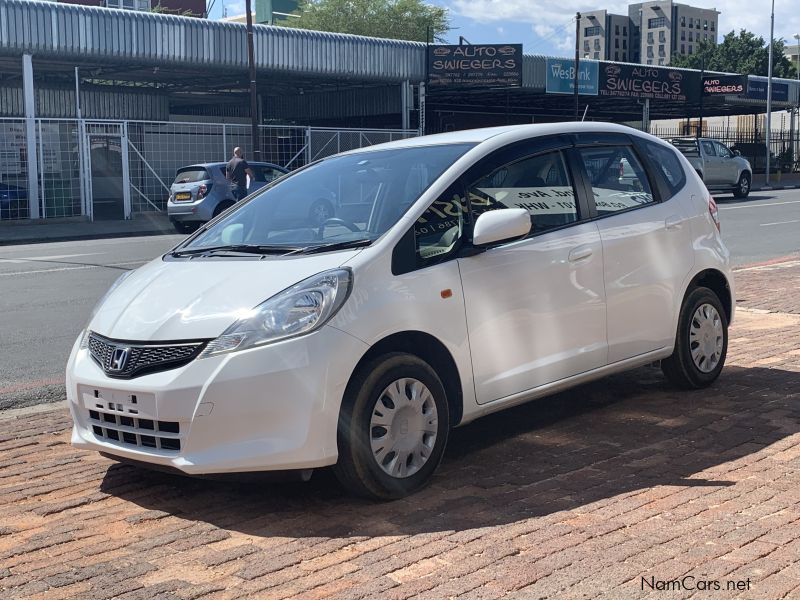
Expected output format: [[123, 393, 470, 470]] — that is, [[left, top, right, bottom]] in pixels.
[[714, 142, 732, 159], [414, 183, 467, 262], [576, 146, 655, 216], [640, 140, 686, 197], [467, 150, 579, 235], [701, 140, 717, 157]]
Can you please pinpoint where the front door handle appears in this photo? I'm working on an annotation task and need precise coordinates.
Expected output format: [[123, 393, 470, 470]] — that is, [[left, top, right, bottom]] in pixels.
[[568, 245, 593, 262], [665, 215, 683, 231]]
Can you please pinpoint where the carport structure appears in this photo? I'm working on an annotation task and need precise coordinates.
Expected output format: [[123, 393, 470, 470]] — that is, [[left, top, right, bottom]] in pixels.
[[0, 0, 798, 221]]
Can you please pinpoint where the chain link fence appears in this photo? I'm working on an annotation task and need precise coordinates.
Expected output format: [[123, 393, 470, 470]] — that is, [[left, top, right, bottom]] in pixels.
[[0, 118, 417, 222]]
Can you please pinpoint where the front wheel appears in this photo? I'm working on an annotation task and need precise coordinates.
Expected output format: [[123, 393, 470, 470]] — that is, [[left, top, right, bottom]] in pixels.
[[334, 353, 450, 500], [662, 287, 728, 389], [733, 172, 751, 198]]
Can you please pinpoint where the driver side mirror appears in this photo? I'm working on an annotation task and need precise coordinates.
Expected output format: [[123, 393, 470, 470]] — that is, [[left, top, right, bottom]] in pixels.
[[472, 208, 531, 247], [732, 149, 741, 157]]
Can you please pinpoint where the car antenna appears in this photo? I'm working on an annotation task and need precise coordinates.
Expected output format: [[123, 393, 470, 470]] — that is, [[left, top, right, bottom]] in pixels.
[[581, 105, 589, 122]]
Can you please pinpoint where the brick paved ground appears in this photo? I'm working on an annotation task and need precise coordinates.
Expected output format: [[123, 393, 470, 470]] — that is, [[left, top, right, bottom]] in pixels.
[[2, 262, 800, 599]]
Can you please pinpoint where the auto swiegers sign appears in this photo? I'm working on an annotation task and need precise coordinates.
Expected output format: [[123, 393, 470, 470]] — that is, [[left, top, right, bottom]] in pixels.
[[427, 44, 523, 88]]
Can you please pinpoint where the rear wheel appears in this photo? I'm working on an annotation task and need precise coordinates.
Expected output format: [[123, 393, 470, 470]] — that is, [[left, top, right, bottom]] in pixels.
[[334, 353, 450, 500], [733, 172, 751, 198], [662, 287, 728, 389], [171, 220, 198, 234]]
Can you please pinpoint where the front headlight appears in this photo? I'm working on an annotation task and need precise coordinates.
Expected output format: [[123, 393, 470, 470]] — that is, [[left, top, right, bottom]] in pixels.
[[199, 268, 352, 358]]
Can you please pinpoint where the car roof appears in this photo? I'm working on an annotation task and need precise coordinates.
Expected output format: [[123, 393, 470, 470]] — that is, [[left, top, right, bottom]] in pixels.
[[178, 162, 286, 170], [340, 122, 665, 155]]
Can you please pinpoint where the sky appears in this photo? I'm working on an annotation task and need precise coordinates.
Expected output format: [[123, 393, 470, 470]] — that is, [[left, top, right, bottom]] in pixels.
[[209, 1, 800, 57]]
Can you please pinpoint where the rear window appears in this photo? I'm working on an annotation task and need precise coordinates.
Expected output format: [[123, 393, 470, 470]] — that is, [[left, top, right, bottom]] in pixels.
[[642, 140, 687, 197], [173, 168, 210, 184], [670, 139, 699, 157]]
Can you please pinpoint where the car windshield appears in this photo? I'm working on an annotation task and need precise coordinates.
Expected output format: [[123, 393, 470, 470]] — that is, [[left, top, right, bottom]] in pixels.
[[180, 144, 473, 252]]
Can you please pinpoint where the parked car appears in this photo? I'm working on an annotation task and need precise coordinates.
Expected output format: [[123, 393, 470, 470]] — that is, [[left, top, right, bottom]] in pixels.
[[0, 182, 28, 220], [668, 137, 752, 198], [728, 142, 787, 175], [67, 123, 734, 500], [167, 162, 288, 233]]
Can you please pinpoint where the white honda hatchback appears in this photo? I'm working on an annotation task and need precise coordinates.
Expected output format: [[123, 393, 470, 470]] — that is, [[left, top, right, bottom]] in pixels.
[[67, 123, 734, 499]]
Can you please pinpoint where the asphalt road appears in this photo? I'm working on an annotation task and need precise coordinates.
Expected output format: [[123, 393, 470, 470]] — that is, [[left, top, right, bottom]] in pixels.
[[0, 234, 183, 410], [0, 188, 797, 410]]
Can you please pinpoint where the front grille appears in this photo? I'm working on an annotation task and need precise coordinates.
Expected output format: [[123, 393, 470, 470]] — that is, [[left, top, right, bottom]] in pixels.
[[88, 409, 181, 452], [88, 332, 207, 379]]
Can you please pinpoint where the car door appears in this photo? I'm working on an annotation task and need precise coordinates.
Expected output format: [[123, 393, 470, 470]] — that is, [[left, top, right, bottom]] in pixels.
[[699, 139, 721, 184], [457, 141, 607, 404], [713, 142, 739, 185], [574, 139, 694, 364]]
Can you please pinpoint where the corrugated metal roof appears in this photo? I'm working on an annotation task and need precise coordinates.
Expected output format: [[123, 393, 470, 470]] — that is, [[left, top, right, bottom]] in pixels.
[[0, 0, 426, 82]]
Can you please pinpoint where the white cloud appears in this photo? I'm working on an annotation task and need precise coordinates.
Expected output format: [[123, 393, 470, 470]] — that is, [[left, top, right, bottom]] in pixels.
[[448, 0, 800, 52], [497, 26, 505, 35]]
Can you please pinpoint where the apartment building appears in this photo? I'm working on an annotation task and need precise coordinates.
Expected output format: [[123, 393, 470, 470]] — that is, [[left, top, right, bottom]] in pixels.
[[578, 1, 719, 65]]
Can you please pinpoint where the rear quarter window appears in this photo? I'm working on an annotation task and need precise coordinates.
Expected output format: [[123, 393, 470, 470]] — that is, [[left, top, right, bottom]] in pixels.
[[642, 141, 687, 198]]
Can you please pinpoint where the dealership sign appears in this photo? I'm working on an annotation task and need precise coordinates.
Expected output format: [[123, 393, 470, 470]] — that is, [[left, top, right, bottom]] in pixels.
[[427, 44, 523, 87], [746, 80, 789, 102], [598, 63, 700, 102], [702, 75, 746, 96], [545, 59, 599, 95]]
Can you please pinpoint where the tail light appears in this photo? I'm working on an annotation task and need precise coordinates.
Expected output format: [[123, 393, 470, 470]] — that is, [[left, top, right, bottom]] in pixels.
[[197, 183, 212, 199], [708, 195, 720, 232]]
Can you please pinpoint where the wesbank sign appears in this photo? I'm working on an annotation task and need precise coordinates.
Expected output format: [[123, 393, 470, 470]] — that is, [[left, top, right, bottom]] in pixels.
[[545, 59, 599, 95]]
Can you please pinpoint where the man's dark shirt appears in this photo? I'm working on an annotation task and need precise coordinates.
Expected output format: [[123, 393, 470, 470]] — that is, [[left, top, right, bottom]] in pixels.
[[226, 157, 249, 189]]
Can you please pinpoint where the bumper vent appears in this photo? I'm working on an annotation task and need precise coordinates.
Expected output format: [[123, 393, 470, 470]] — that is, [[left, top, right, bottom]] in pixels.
[[88, 332, 207, 379], [88, 409, 181, 452]]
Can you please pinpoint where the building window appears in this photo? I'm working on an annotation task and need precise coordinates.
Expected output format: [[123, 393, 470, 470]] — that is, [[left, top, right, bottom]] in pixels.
[[646, 59, 653, 65], [658, 58, 665, 65], [584, 26, 601, 37], [711, 22, 715, 31], [106, 0, 149, 9], [681, 30, 686, 40], [615, 51, 619, 61], [623, 26, 627, 36], [615, 38, 620, 48], [680, 16, 686, 26], [695, 20, 701, 29], [584, 53, 591, 59], [648, 17, 667, 28], [647, 46, 654, 58], [658, 44, 665, 56], [594, 51, 600, 59], [704, 19, 708, 30], [615, 24, 620, 35], [689, 31, 693, 41], [584, 40, 590, 51], [688, 45, 693, 54], [594, 39, 601, 50], [659, 31, 666, 42], [622, 39, 627, 49], [704, 33, 708, 40], [622, 52, 627, 61], [647, 32, 654, 44], [681, 43, 685, 53]]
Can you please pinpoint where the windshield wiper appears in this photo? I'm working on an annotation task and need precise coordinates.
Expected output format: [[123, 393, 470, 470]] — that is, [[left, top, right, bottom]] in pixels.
[[290, 239, 373, 255], [170, 244, 302, 257]]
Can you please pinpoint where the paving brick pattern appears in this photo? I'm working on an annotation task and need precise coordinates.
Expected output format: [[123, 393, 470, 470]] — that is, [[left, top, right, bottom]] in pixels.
[[2, 264, 800, 599]]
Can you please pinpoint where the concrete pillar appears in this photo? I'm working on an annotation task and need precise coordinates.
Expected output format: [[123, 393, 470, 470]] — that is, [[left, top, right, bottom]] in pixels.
[[401, 81, 411, 130], [23, 54, 40, 219]]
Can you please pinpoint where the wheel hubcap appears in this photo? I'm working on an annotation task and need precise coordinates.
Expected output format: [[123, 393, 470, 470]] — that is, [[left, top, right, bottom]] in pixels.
[[689, 303, 724, 373], [741, 178, 749, 193], [369, 378, 438, 479]]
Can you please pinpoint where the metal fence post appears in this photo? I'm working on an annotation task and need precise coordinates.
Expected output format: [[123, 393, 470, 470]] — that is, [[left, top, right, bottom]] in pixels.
[[23, 54, 40, 219], [37, 120, 46, 218], [222, 124, 227, 161], [121, 121, 132, 219]]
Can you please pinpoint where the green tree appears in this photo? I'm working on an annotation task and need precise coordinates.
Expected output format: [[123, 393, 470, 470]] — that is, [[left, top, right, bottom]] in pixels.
[[671, 29, 797, 78], [283, 0, 449, 43]]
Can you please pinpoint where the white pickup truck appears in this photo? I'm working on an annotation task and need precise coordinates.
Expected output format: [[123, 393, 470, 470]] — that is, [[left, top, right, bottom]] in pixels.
[[669, 137, 752, 198]]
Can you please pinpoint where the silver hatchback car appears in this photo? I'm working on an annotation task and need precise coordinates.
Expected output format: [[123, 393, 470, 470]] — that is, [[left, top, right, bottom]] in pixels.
[[167, 162, 287, 233]]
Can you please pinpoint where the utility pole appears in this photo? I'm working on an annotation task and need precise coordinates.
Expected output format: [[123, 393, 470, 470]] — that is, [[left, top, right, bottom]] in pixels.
[[245, 0, 261, 160], [574, 12, 581, 121], [698, 52, 705, 137], [765, 0, 774, 186]]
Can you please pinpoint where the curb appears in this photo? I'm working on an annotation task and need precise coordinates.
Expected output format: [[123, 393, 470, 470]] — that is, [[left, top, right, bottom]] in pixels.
[[751, 185, 799, 192], [0, 228, 175, 247]]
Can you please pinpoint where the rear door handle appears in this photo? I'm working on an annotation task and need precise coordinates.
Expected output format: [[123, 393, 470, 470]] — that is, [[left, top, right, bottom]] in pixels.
[[665, 215, 683, 231], [568, 245, 593, 262]]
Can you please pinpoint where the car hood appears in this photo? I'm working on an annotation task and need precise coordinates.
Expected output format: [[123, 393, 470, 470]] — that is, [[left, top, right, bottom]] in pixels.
[[89, 250, 362, 341]]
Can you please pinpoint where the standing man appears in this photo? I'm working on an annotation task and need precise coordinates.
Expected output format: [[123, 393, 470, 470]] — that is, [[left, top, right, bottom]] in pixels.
[[226, 147, 255, 201]]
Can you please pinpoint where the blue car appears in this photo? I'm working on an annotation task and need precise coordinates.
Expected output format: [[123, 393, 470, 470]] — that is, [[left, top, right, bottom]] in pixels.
[[0, 183, 28, 220]]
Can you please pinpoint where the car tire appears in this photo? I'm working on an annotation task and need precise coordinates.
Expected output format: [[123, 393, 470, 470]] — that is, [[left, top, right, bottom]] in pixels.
[[213, 201, 234, 218], [333, 352, 450, 500], [661, 286, 728, 390], [308, 200, 334, 226], [172, 221, 198, 234], [733, 172, 751, 198]]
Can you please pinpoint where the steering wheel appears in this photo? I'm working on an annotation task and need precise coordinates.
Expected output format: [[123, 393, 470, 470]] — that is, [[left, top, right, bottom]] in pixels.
[[318, 217, 361, 237]]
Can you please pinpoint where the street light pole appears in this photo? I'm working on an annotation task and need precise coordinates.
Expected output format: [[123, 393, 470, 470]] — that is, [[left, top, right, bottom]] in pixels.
[[574, 12, 581, 121], [245, 0, 261, 160], [795, 33, 800, 81], [765, 0, 774, 186]]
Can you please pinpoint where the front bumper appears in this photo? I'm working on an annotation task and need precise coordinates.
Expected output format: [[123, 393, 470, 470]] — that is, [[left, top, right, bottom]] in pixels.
[[66, 326, 368, 474]]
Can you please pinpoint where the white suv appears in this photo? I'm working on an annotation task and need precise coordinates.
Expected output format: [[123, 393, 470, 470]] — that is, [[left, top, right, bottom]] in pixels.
[[66, 123, 734, 499]]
